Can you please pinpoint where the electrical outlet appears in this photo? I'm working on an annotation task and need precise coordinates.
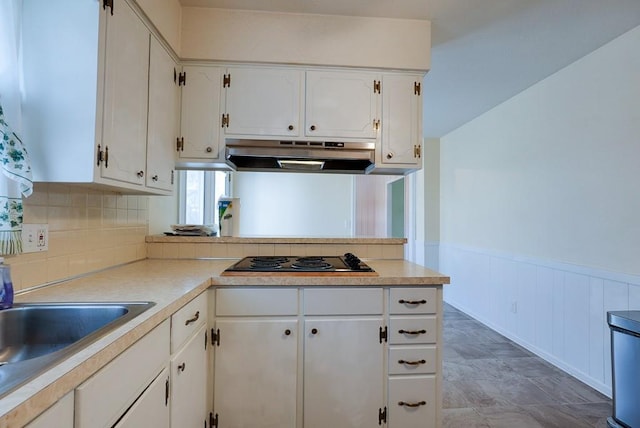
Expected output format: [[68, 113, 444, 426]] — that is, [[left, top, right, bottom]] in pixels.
[[22, 224, 49, 253]]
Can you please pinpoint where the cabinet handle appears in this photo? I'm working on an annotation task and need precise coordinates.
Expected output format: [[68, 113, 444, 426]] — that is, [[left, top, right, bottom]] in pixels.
[[398, 299, 427, 305], [288, 125, 294, 131], [398, 401, 426, 408], [310, 125, 316, 131], [285, 329, 291, 336], [178, 362, 186, 372], [206, 146, 213, 153], [311, 328, 318, 335], [137, 170, 144, 178], [152, 175, 159, 182], [398, 329, 426, 335], [185, 311, 200, 326], [386, 152, 394, 159], [398, 359, 426, 366]]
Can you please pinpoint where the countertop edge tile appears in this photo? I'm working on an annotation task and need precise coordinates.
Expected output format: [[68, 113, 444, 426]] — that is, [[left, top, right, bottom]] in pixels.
[[145, 235, 408, 244]]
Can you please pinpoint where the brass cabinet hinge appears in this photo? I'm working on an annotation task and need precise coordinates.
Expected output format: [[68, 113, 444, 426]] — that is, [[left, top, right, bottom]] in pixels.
[[210, 412, 219, 428], [103, 0, 114, 15], [373, 80, 381, 94], [205, 329, 208, 350], [171, 170, 174, 185], [223, 73, 231, 88], [379, 326, 388, 343], [165, 377, 170, 406], [414, 81, 421, 96], [221, 113, 230, 128], [378, 407, 387, 425], [414, 144, 422, 159], [211, 328, 220, 346], [176, 137, 184, 151], [178, 71, 186, 86], [97, 145, 109, 168], [373, 119, 381, 130]]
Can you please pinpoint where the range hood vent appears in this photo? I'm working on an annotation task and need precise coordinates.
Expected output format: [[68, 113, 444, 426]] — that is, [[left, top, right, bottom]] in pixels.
[[225, 139, 375, 174]]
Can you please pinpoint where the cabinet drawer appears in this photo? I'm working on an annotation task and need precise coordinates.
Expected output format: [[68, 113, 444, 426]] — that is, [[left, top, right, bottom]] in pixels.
[[388, 376, 437, 428], [75, 319, 170, 428], [388, 346, 437, 375], [171, 292, 207, 353], [304, 288, 383, 315], [389, 316, 437, 344], [389, 288, 437, 314], [216, 288, 298, 316]]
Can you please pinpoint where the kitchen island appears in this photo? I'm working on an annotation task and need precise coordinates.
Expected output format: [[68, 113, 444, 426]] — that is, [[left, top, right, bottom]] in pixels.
[[0, 258, 448, 427]]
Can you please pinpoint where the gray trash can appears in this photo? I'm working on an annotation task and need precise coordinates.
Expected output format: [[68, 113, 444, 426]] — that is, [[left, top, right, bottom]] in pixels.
[[607, 311, 640, 428]]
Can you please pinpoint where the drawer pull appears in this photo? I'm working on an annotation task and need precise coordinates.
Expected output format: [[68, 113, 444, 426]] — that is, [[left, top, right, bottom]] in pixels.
[[398, 400, 426, 408], [311, 328, 318, 335], [185, 311, 200, 326], [398, 299, 427, 305], [285, 329, 291, 336], [178, 363, 186, 372], [398, 329, 426, 335], [398, 359, 426, 366]]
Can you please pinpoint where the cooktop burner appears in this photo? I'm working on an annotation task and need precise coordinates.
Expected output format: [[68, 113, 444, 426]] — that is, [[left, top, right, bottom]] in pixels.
[[222, 253, 376, 275]]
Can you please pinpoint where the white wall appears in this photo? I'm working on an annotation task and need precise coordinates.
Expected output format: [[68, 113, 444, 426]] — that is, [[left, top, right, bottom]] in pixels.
[[232, 172, 355, 237], [180, 8, 430, 71], [440, 25, 640, 396]]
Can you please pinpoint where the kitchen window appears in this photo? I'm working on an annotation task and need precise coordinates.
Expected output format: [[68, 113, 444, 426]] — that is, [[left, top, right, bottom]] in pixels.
[[178, 170, 228, 226]]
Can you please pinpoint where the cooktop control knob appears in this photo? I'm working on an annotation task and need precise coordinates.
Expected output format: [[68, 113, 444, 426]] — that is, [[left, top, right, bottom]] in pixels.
[[344, 253, 362, 270]]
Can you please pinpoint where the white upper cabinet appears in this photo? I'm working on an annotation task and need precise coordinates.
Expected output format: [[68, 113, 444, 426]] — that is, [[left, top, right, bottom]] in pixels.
[[21, 0, 173, 195], [146, 35, 178, 192], [178, 66, 224, 161], [101, 0, 150, 186], [224, 67, 303, 137], [305, 70, 380, 140], [219, 68, 380, 141], [377, 73, 424, 170]]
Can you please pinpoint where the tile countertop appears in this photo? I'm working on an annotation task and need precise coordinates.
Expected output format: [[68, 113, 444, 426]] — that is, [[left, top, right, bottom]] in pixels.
[[0, 258, 449, 427]]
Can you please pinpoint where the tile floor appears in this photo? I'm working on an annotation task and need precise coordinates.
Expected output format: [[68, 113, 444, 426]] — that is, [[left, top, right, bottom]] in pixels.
[[442, 303, 612, 427]]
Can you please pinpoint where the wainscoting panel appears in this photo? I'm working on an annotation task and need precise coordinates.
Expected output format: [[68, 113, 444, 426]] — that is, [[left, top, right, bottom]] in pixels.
[[439, 243, 640, 397]]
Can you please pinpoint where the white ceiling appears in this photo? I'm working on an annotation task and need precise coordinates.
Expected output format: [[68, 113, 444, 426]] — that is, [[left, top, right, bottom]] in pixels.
[[179, 0, 640, 137]]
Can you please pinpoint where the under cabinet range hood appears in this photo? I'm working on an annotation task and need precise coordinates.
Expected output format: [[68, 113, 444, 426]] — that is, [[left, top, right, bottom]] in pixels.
[[225, 139, 375, 174]]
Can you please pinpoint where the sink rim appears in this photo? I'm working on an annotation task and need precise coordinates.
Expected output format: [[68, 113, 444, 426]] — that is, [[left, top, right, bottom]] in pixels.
[[0, 301, 156, 399]]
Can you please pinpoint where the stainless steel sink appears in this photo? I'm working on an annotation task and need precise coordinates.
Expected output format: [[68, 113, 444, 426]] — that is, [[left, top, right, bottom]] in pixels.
[[0, 302, 155, 398]]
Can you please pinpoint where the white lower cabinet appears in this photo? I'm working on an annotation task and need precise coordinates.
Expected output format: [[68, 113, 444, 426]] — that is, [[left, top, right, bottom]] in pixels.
[[114, 367, 170, 428], [212, 287, 388, 428], [170, 324, 208, 428], [303, 317, 383, 428], [213, 319, 298, 427], [25, 391, 74, 428], [75, 319, 170, 428], [387, 287, 442, 428]]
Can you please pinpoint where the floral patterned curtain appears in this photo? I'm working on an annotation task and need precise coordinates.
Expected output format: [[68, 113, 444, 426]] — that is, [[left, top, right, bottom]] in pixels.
[[0, 0, 32, 254]]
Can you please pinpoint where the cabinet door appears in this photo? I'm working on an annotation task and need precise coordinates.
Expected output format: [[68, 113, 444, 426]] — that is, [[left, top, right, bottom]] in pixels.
[[171, 325, 208, 428], [115, 368, 170, 428], [224, 67, 302, 137], [304, 318, 384, 428], [380, 74, 423, 166], [146, 35, 178, 192], [179, 66, 223, 160], [25, 392, 74, 428], [213, 319, 298, 428], [101, 0, 149, 185], [305, 70, 380, 139]]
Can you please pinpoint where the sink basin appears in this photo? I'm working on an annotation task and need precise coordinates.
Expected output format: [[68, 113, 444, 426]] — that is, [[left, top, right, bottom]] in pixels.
[[0, 302, 155, 398]]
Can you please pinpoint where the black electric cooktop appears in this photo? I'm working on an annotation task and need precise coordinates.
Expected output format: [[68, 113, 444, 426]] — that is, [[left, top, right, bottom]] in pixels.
[[222, 253, 376, 275]]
